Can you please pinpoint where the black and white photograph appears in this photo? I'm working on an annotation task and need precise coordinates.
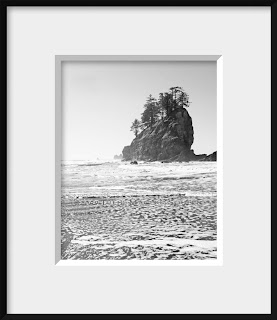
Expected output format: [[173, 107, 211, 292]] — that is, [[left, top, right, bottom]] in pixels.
[[60, 59, 218, 261]]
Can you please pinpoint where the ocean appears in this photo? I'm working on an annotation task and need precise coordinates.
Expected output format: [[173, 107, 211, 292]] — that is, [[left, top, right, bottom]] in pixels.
[[61, 160, 217, 260]]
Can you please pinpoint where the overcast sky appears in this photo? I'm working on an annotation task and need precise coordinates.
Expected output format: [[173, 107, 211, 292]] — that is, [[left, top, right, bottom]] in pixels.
[[62, 61, 217, 160]]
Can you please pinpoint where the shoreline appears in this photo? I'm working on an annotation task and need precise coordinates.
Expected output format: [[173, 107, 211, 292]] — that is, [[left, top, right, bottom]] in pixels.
[[61, 193, 217, 260]]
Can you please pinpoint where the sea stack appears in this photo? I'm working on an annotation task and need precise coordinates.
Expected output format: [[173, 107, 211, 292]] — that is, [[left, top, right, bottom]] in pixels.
[[122, 108, 195, 162]]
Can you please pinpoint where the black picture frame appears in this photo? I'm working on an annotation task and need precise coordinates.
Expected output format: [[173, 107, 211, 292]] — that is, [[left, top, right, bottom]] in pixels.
[[1, 1, 274, 319]]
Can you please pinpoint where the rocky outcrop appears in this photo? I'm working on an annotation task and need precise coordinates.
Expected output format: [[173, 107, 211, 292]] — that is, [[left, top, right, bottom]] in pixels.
[[113, 154, 123, 160], [203, 151, 217, 161], [122, 108, 195, 162], [190, 151, 217, 161]]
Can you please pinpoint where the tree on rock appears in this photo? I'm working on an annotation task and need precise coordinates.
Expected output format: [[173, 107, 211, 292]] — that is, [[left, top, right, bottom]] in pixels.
[[130, 119, 141, 137], [165, 87, 191, 117], [176, 87, 190, 108], [157, 93, 167, 120], [130, 87, 191, 136], [163, 92, 172, 118], [141, 94, 159, 129]]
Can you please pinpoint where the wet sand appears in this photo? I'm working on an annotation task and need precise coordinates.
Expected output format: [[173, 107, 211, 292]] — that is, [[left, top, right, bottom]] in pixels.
[[61, 161, 217, 260]]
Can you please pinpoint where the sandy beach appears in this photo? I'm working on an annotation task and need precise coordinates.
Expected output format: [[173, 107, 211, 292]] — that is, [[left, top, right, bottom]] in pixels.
[[61, 161, 217, 260]]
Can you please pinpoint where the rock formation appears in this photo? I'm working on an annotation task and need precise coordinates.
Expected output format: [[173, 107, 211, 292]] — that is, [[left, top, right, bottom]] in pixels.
[[203, 151, 217, 161], [122, 106, 217, 162], [113, 154, 123, 160], [122, 108, 195, 162]]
